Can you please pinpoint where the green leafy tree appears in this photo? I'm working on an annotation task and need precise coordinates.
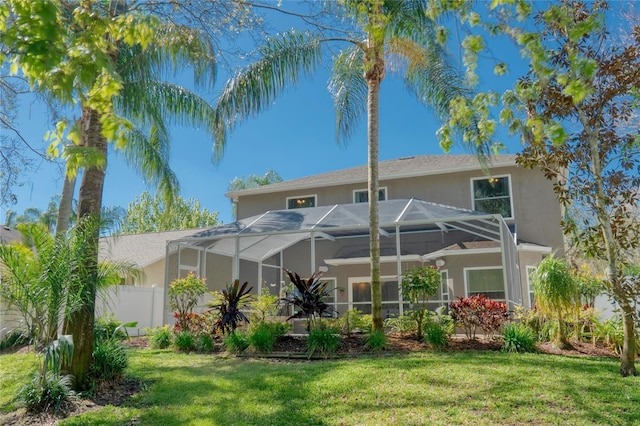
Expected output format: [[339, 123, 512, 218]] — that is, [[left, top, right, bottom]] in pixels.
[[431, 0, 640, 376], [119, 191, 220, 234], [212, 0, 492, 331], [401, 265, 441, 340]]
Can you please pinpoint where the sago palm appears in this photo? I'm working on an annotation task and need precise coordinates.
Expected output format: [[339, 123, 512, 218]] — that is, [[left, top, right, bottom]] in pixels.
[[212, 0, 490, 331]]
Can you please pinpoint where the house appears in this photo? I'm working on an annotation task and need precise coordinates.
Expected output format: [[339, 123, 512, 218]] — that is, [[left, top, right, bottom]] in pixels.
[[95, 228, 209, 330], [165, 154, 563, 322]]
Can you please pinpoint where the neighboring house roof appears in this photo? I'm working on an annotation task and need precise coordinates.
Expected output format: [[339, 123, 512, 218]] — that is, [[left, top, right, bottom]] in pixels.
[[226, 154, 518, 199], [99, 228, 209, 267], [0, 226, 23, 244]]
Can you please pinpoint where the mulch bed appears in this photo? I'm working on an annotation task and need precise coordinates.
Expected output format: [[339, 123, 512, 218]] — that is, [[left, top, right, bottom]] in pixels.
[[0, 334, 621, 425]]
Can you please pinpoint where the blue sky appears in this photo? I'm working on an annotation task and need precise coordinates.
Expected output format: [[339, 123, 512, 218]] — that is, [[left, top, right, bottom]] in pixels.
[[3, 3, 531, 225]]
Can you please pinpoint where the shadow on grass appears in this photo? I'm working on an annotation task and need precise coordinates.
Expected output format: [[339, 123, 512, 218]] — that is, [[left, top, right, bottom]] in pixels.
[[61, 350, 640, 425]]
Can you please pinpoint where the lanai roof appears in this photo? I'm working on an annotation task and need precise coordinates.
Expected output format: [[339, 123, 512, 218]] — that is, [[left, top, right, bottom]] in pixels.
[[170, 198, 505, 263]]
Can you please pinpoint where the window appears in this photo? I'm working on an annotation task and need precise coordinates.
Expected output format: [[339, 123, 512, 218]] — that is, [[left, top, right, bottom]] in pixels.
[[286, 195, 316, 209], [353, 187, 387, 203], [465, 267, 505, 300], [471, 175, 513, 218], [526, 266, 537, 308], [349, 276, 399, 317]]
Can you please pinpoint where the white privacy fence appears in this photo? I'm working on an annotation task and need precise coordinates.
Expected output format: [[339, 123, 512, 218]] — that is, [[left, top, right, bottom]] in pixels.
[[96, 286, 165, 334]]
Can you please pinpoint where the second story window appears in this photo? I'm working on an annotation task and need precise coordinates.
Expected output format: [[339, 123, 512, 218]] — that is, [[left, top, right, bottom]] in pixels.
[[354, 187, 387, 203], [286, 195, 316, 209], [471, 175, 513, 218]]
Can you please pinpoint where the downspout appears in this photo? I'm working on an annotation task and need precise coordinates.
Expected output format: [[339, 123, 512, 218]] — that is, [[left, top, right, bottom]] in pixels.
[[163, 241, 170, 326], [498, 216, 511, 310], [258, 260, 263, 295], [310, 232, 316, 275], [233, 235, 240, 281], [396, 224, 403, 316]]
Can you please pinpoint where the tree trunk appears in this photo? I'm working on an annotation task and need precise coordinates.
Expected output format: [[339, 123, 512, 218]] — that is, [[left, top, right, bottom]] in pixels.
[[56, 170, 76, 237], [581, 112, 636, 376], [62, 107, 107, 390], [368, 76, 382, 332], [364, 17, 385, 331], [616, 286, 637, 377]]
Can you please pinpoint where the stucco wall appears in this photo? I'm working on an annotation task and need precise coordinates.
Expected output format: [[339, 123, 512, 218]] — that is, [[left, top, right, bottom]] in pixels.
[[235, 165, 564, 254]]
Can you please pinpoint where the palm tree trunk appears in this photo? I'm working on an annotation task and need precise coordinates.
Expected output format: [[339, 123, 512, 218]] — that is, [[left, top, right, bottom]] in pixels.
[[56, 170, 76, 237], [368, 76, 382, 332], [62, 106, 107, 389]]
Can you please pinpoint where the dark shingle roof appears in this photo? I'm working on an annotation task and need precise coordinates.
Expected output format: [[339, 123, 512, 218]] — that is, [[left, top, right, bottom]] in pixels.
[[226, 154, 517, 198]]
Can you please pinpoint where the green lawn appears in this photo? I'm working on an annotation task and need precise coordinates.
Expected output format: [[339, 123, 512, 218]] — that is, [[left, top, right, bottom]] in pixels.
[[1, 349, 639, 425]]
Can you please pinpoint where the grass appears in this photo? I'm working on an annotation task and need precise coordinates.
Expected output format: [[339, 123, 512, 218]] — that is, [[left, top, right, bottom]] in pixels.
[[1, 348, 640, 425]]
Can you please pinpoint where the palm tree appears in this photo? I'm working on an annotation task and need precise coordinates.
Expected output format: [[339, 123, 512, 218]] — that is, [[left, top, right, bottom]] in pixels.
[[212, 0, 490, 331], [531, 254, 580, 350], [54, 3, 220, 388], [227, 169, 283, 218], [0, 220, 132, 348]]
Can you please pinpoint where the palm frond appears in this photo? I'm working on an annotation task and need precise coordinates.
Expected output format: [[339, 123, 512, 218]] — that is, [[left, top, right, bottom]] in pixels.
[[117, 23, 216, 91], [213, 30, 323, 162], [329, 46, 367, 145], [118, 125, 180, 202]]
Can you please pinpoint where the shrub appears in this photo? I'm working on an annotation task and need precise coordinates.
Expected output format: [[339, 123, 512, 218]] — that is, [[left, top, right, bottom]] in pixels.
[[333, 308, 370, 336], [502, 323, 537, 353], [384, 313, 418, 336], [169, 273, 207, 332], [364, 329, 388, 353], [91, 339, 129, 381], [424, 322, 448, 350], [307, 325, 340, 359], [248, 293, 281, 325], [401, 265, 441, 340], [224, 330, 249, 355], [281, 269, 335, 331], [94, 314, 126, 342], [20, 372, 76, 414], [148, 326, 172, 349], [195, 334, 215, 353], [450, 295, 510, 340], [211, 280, 253, 335], [513, 306, 546, 341], [0, 328, 29, 351], [592, 316, 625, 355], [248, 322, 285, 353], [174, 331, 196, 351]]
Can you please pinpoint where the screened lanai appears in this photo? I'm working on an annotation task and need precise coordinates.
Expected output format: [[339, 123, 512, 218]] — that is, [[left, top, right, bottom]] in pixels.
[[165, 198, 522, 320]]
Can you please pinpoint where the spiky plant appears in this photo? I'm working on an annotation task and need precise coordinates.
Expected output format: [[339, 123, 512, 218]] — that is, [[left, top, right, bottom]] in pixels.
[[281, 269, 335, 331], [212, 280, 253, 335]]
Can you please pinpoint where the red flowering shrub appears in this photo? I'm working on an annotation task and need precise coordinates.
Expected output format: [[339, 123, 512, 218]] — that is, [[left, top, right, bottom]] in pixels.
[[450, 295, 510, 340]]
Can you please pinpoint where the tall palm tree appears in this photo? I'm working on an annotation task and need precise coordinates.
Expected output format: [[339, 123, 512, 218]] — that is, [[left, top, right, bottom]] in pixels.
[[56, 19, 218, 235], [212, 0, 490, 331], [55, 3, 220, 388]]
